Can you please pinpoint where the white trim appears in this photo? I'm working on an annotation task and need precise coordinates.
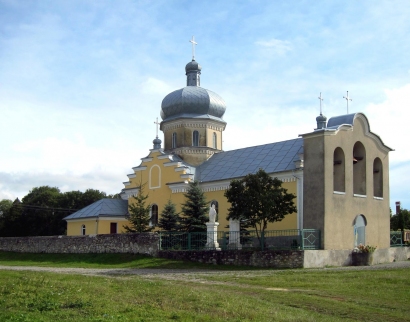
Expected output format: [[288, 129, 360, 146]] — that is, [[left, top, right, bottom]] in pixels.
[[149, 164, 161, 189], [168, 181, 189, 193], [355, 113, 393, 153], [127, 174, 136, 179], [66, 217, 97, 223], [122, 188, 139, 198], [294, 172, 304, 230], [98, 216, 128, 221], [161, 119, 226, 132], [198, 171, 298, 192], [132, 166, 147, 172], [333, 191, 346, 195], [373, 196, 383, 200], [66, 217, 127, 223], [164, 161, 181, 167], [175, 166, 188, 172], [123, 181, 131, 186], [141, 157, 153, 162], [158, 155, 173, 160], [353, 194, 367, 198]]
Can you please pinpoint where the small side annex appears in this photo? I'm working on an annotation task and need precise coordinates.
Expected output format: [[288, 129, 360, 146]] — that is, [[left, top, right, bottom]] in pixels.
[[64, 199, 129, 236]]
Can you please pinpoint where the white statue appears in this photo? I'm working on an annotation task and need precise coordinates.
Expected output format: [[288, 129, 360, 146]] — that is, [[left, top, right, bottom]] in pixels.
[[208, 204, 217, 223]]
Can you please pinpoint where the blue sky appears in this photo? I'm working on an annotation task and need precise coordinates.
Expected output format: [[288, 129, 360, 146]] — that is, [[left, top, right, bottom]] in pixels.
[[1, 0, 409, 211]]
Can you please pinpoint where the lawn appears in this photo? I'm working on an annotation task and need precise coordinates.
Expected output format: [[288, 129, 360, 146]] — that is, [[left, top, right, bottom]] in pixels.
[[0, 252, 409, 321]]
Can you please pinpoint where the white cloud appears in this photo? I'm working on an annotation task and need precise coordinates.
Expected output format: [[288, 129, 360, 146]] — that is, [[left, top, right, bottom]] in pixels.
[[365, 83, 410, 162], [140, 77, 173, 96], [255, 38, 292, 55]]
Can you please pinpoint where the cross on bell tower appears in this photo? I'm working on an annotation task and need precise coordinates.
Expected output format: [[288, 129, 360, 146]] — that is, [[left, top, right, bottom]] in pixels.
[[343, 91, 352, 114]]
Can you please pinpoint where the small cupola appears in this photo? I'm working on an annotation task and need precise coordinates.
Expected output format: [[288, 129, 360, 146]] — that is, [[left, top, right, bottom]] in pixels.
[[316, 92, 327, 130], [153, 136, 162, 150]]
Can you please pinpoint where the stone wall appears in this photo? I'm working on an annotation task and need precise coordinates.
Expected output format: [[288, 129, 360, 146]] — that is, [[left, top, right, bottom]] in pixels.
[[303, 247, 410, 268], [0, 233, 159, 256], [158, 249, 304, 268]]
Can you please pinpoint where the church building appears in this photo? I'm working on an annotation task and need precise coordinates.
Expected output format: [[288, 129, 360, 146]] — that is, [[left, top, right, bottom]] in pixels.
[[64, 49, 393, 250]]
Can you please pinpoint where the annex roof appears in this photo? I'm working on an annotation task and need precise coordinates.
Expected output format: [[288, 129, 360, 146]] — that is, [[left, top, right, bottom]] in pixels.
[[196, 138, 303, 182], [63, 199, 128, 220]]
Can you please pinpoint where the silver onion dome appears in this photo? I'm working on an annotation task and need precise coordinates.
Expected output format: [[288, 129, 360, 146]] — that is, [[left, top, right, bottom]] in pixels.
[[185, 60, 202, 73], [161, 86, 226, 121], [160, 59, 226, 122]]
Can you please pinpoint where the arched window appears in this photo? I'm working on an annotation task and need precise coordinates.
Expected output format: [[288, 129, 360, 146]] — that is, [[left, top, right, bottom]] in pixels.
[[172, 132, 177, 149], [213, 132, 217, 149], [149, 165, 161, 189], [373, 158, 383, 198], [333, 147, 345, 192], [353, 215, 367, 247], [193, 130, 199, 147], [81, 225, 86, 236], [150, 204, 158, 227], [353, 141, 366, 196]]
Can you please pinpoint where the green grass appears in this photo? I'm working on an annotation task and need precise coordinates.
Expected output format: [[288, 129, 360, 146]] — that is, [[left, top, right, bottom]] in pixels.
[[1, 268, 410, 321], [1, 252, 410, 321], [0, 251, 260, 270]]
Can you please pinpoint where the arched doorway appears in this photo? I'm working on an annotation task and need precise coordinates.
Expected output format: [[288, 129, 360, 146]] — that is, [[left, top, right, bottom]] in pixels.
[[353, 215, 367, 247]]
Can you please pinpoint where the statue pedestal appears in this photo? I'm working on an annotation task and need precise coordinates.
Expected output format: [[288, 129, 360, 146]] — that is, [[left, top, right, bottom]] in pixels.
[[205, 222, 220, 250], [228, 219, 242, 250]]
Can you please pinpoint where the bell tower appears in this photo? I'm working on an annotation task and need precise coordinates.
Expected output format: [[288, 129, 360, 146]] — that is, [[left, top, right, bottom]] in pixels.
[[159, 38, 227, 166]]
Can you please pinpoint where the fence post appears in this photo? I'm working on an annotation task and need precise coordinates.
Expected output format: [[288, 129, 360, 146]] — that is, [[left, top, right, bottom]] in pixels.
[[261, 231, 264, 251], [188, 232, 191, 250], [301, 229, 305, 250]]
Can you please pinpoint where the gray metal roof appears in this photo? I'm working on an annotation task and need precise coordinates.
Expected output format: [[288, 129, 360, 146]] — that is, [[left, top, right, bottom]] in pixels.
[[161, 86, 226, 121], [63, 199, 128, 220], [326, 113, 356, 129], [196, 138, 303, 182]]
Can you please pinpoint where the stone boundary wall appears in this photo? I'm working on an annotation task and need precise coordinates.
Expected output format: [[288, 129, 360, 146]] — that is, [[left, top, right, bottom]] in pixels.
[[303, 247, 410, 268], [0, 233, 159, 256], [158, 249, 304, 268]]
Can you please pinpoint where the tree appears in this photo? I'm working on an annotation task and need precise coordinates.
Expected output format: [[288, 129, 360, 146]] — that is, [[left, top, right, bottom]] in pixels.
[[123, 185, 153, 233], [180, 181, 208, 232], [391, 208, 410, 232], [224, 169, 297, 246], [0, 199, 13, 234], [158, 199, 181, 231], [81, 189, 108, 208], [0, 186, 112, 237], [0, 199, 13, 214]]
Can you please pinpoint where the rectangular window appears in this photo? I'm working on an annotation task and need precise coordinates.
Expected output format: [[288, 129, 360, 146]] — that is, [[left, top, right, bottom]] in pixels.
[[110, 222, 117, 234]]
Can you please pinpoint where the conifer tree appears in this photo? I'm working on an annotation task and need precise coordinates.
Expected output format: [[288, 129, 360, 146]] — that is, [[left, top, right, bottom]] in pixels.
[[123, 185, 153, 233], [180, 181, 208, 232], [158, 199, 181, 231]]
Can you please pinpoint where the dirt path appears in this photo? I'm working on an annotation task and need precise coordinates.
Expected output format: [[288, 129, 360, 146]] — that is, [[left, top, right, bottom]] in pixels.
[[1, 260, 409, 280]]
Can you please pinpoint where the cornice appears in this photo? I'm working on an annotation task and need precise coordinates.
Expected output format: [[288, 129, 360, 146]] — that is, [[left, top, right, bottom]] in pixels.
[[162, 119, 226, 132], [173, 147, 217, 155], [132, 166, 147, 172]]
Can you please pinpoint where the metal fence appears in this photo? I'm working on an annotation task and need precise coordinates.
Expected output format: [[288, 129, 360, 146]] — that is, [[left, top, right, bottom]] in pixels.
[[158, 229, 321, 251], [390, 231, 403, 247]]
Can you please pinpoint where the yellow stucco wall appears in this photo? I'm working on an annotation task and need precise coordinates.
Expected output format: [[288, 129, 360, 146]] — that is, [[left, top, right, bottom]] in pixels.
[[124, 149, 299, 233], [67, 150, 299, 236], [66, 218, 129, 236]]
